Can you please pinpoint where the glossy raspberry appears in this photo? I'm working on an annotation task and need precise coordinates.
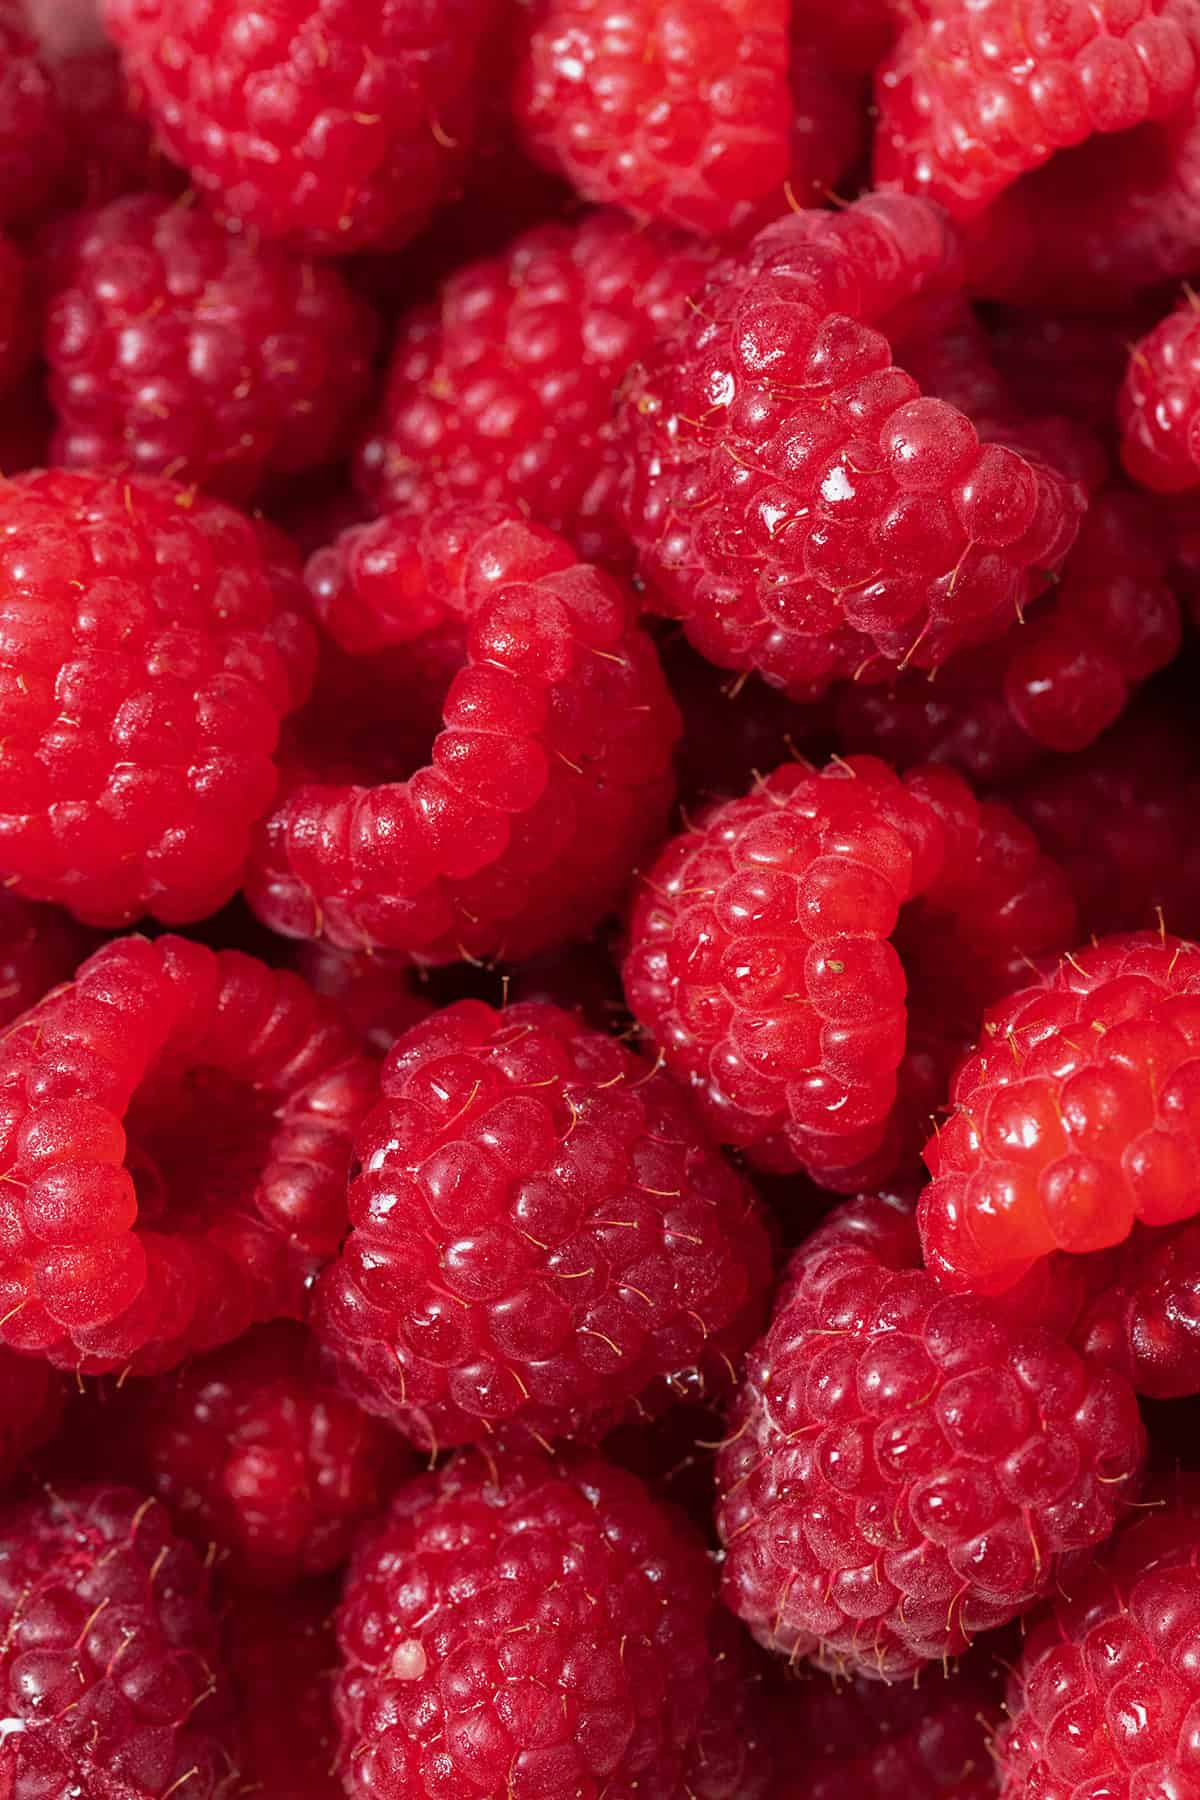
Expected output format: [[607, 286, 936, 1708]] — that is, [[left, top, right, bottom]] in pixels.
[[0, 1482, 239, 1798], [0, 931, 376, 1375], [0, 469, 316, 927], [248, 506, 679, 965], [876, 0, 1199, 222], [624, 754, 1076, 1187], [1064, 1216, 1200, 1399], [1121, 294, 1200, 491], [102, 0, 500, 252], [315, 998, 771, 1452], [43, 194, 378, 504], [716, 1192, 1145, 1680], [0, 0, 66, 225], [355, 210, 714, 567], [334, 1446, 719, 1797], [224, 1579, 341, 1800], [921, 931, 1200, 1293], [619, 194, 1086, 697], [0, 891, 89, 1029]]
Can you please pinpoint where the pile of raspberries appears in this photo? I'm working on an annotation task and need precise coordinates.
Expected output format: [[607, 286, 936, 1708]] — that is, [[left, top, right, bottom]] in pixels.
[[6, 0, 1200, 1794]]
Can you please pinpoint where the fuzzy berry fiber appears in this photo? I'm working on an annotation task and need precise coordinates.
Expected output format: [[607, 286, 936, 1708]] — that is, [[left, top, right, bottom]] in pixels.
[[223, 1579, 342, 1799], [334, 1446, 719, 1798], [0, 932, 376, 1375], [315, 998, 771, 1451], [624, 754, 1076, 1188], [921, 931, 1200, 1293], [0, 469, 316, 927], [43, 194, 378, 503], [0, 1482, 239, 1798], [248, 506, 680, 965], [101, 0, 501, 252], [716, 1192, 1145, 1680], [355, 210, 714, 567], [1121, 294, 1200, 491]]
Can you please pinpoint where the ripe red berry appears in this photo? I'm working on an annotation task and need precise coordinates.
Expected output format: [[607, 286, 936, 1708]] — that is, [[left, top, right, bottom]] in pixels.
[[45, 43, 179, 211], [716, 1192, 1145, 1680], [223, 1579, 342, 1799], [1121, 294, 1200, 491], [0, 890, 89, 1027], [0, 932, 376, 1375], [1066, 1215, 1200, 1399]]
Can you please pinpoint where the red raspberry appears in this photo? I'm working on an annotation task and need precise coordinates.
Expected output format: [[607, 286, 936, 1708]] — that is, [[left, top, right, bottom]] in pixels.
[[623, 754, 1076, 1188], [333, 1446, 720, 1797], [0, 932, 376, 1375], [247, 507, 680, 965], [716, 1192, 1145, 1680], [355, 210, 715, 568], [0, 0, 66, 225], [0, 469, 315, 928], [1121, 294, 1200, 491], [791, 0, 902, 76], [921, 930, 1200, 1294], [315, 997, 772, 1451], [875, 0, 1199, 222], [0, 1482, 239, 1798], [43, 194, 379, 504], [224, 1580, 341, 1799], [0, 891, 89, 1028], [0, 1346, 62, 1483], [1065, 1217, 1200, 1398], [618, 194, 1086, 697], [98, 1321, 409, 1586], [101, 0, 501, 253], [834, 648, 1047, 787]]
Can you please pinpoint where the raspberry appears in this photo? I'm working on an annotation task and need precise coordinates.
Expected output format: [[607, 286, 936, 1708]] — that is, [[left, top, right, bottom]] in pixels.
[[247, 506, 680, 965], [97, 1321, 409, 1586], [875, 0, 1200, 222], [618, 193, 1086, 697], [0, 891, 89, 1028], [0, 0, 66, 225], [224, 1580, 341, 1799], [1066, 1216, 1200, 1398], [102, 0, 501, 252], [1121, 294, 1200, 491], [355, 210, 715, 568], [920, 930, 1200, 1293], [0, 469, 316, 927], [681, 1615, 776, 1800], [314, 997, 772, 1451], [716, 1191, 1145, 1680], [0, 1345, 62, 1483], [333, 1446, 720, 1797], [294, 942, 432, 1058], [0, 932, 376, 1375], [834, 650, 1047, 787], [43, 194, 379, 504], [623, 754, 1076, 1187], [46, 44, 179, 210], [0, 1482, 239, 1798]]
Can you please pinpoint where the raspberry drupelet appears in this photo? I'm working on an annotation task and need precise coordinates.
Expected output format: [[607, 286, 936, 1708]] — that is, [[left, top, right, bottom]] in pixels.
[[0, 1482, 240, 1798], [42, 194, 379, 504], [618, 192, 1087, 698], [716, 1192, 1145, 1681], [623, 753, 1076, 1188], [0, 932, 376, 1376], [101, 0, 501, 252], [314, 998, 772, 1452], [0, 469, 316, 928], [1121, 294, 1200, 491], [1064, 1215, 1200, 1398], [921, 931, 1200, 1294], [247, 506, 680, 965], [333, 1446, 721, 1798]]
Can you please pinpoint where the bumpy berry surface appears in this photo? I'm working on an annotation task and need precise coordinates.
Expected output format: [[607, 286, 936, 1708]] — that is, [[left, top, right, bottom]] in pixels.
[[0, 932, 376, 1375], [0, 1482, 239, 1798], [43, 194, 378, 503], [248, 506, 680, 965], [334, 1447, 719, 1797], [921, 931, 1200, 1293], [224, 1579, 341, 1799], [716, 1192, 1145, 1679], [315, 998, 771, 1451], [875, 0, 1199, 222], [102, 0, 500, 252], [1065, 1216, 1200, 1398], [624, 754, 1076, 1187], [1121, 295, 1200, 491], [834, 649, 1046, 787], [355, 210, 714, 567], [0, 469, 315, 927], [0, 0, 66, 224], [619, 194, 1086, 698]]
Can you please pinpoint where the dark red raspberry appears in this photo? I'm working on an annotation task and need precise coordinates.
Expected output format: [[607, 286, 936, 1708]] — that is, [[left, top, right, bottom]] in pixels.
[[102, 0, 501, 252], [0, 469, 316, 928], [293, 941, 432, 1058], [921, 930, 1200, 1294], [1121, 293, 1200, 490], [315, 997, 772, 1451], [0, 891, 89, 1028], [716, 1192, 1145, 1680], [224, 1580, 341, 1799], [0, 1346, 62, 1484], [247, 506, 680, 965], [96, 1321, 408, 1586], [0, 1482, 239, 1798], [0, 0, 66, 225], [0, 932, 376, 1375], [990, 303, 1151, 437], [43, 194, 379, 504], [624, 754, 1076, 1188], [680, 1615, 776, 1800], [618, 194, 1086, 698], [334, 1446, 720, 1797], [834, 650, 1047, 788], [1064, 1217, 1200, 1399], [355, 210, 714, 567], [875, 0, 1199, 222]]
